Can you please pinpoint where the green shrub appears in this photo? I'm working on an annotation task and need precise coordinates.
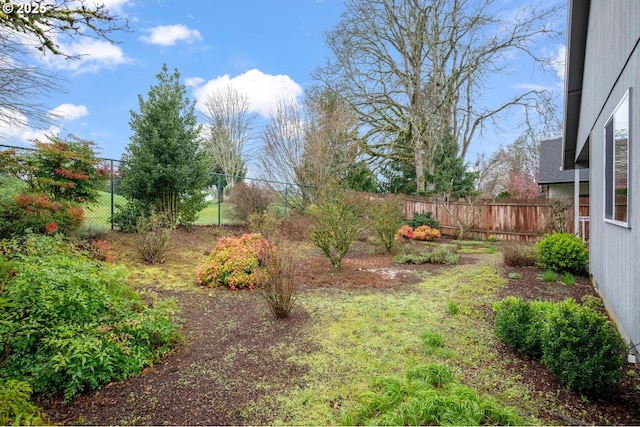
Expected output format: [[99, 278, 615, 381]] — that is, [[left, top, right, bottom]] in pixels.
[[405, 211, 440, 229], [112, 199, 149, 233], [0, 378, 45, 426], [309, 189, 367, 269], [542, 299, 627, 395], [195, 233, 272, 289], [0, 174, 28, 200], [537, 233, 588, 275], [0, 193, 85, 239], [0, 234, 182, 400], [431, 247, 459, 265], [177, 191, 207, 227], [493, 297, 555, 358], [368, 197, 403, 253], [394, 247, 458, 266]]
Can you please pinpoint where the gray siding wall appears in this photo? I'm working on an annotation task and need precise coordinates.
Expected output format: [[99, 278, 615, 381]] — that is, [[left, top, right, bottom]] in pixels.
[[578, 0, 640, 347]]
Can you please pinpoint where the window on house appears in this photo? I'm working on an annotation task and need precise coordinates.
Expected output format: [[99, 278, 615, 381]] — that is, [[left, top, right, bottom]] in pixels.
[[604, 90, 630, 225]]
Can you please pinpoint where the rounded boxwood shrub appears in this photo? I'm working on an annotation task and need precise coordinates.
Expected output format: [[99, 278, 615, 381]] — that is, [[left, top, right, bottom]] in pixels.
[[541, 299, 627, 395], [537, 233, 588, 275], [493, 297, 555, 358]]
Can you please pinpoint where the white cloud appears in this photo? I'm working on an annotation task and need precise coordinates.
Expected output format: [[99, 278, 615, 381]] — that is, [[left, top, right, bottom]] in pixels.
[[0, 103, 88, 144], [98, 0, 133, 15], [0, 110, 61, 144], [42, 38, 130, 74], [140, 24, 203, 46], [48, 104, 89, 121], [185, 76, 205, 87], [192, 69, 303, 118], [513, 83, 553, 92], [551, 44, 566, 82]]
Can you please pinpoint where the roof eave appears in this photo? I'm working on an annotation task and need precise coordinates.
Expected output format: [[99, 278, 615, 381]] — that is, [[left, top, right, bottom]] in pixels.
[[562, 0, 591, 170]]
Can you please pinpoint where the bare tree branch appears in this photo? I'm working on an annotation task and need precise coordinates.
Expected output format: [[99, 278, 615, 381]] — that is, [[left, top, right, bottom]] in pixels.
[[314, 0, 563, 192]]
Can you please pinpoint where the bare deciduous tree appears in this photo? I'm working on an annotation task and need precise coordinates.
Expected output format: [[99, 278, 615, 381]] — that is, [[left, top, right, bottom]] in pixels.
[[314, 0, 563, 193], [301, 88, 360, 192], [202, 86, 257, 187], [259, 99, 311, 211], [0, 29, 64, 133], [0, 0, 127, 136]]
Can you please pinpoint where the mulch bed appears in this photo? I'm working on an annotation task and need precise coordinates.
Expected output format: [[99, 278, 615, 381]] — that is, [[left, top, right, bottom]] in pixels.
[[39, 228, 640, 425]]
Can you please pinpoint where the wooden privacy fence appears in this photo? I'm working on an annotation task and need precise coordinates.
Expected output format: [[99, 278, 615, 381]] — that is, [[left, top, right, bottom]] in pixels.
[[387, 195, 590, 242]]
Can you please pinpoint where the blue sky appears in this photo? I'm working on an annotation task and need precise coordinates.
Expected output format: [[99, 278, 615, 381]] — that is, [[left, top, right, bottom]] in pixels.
[[1, 0, 566, 164]]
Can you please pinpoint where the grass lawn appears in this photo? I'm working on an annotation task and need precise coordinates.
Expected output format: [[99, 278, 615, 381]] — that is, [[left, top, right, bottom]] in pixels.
[[194, 200, 238, 225], [83, 191, 127, 228], [84, 195, 240, 228]]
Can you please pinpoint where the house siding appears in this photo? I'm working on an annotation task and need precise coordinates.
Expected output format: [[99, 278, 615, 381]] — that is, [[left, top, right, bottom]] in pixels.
[[579, 0, 640, 348], [546, 182, 589, 199]]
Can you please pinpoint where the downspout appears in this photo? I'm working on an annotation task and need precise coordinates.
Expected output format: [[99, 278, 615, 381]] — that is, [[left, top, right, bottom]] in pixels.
[[574, 168, 580, 237]]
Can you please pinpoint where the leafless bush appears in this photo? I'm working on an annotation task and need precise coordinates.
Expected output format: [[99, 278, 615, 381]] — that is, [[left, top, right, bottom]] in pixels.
[[259, 244, 299, 319], [228, 182, 276, 221], [278, 214, 310, 241], [134, 212, 173, 264], [248, 211, 280, 239], [502, 243, 537, 267]]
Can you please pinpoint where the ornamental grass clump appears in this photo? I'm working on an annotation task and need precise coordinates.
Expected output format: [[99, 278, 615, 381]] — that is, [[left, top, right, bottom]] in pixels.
[[195, 233, 272, 289]]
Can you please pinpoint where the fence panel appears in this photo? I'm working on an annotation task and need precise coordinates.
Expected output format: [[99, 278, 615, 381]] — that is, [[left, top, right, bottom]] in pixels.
[[383, 194, 590, 242]]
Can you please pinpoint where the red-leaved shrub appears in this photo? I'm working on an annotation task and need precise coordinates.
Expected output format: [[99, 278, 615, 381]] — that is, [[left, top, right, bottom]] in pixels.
[[0, 193, 85, 238]]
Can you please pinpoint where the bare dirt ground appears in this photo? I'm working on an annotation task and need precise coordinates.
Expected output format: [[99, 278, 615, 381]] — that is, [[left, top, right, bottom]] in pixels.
[[41, 226, 640, 426]]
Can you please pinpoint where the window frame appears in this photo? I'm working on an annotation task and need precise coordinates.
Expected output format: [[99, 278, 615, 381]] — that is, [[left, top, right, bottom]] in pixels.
[[603, 89, 631, 227]]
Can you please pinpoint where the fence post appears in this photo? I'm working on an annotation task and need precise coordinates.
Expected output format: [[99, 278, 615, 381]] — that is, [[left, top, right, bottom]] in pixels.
[[110, 160, 115, 230], [284, 184, 288, 216], [217, 174, 222, 226]]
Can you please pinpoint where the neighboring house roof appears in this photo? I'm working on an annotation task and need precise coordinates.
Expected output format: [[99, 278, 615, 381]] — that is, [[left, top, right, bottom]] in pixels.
[[562, 0, 591, 169], [538, 138, 589, 184]]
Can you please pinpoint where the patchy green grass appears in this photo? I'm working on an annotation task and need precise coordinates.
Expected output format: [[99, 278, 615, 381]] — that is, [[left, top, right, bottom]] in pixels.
[[266, 263, 537, 425]]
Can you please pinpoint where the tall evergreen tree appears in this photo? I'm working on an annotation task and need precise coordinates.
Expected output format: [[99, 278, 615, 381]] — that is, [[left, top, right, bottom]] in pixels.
[[120, 64, 207, 224], [425, 133, 478, 198]]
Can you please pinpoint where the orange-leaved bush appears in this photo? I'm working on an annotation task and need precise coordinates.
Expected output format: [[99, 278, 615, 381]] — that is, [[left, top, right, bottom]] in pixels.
[[396, 224, 441, 241], [396, 224, 414, 239], [195, 233, 273, 290], [412, 225, 441, 241]]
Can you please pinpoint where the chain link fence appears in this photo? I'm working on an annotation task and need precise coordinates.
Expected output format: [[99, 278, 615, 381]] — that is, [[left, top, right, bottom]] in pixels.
[[0, 144, 309, 229]]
